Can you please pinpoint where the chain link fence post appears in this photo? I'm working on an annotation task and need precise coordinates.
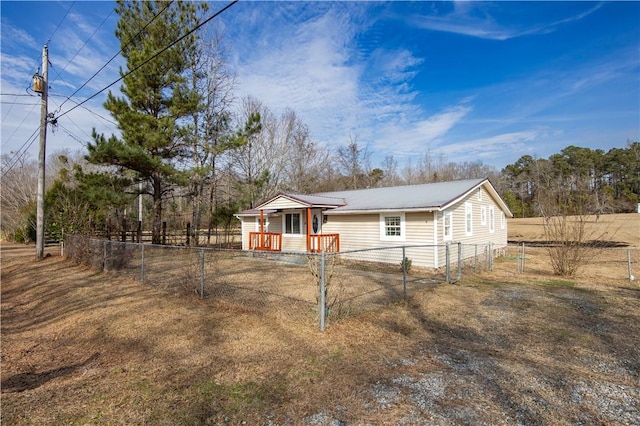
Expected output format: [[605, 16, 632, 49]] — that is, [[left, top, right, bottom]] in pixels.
[[457, 242, 462, 281], [489, 242, 494, 271], [402, 246, 407, 299], [445, 243, 450, 283], [319, 252, 326, 331], [200, 248, 205, 299], [141, 243, 145, 284], [474, 244, 478, 270]]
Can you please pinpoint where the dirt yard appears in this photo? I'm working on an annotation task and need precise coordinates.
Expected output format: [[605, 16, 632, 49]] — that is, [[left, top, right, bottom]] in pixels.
[[2, 214, 639, 425]]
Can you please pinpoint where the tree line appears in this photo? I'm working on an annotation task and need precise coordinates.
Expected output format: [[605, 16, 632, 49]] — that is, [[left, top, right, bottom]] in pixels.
[[501, 143, 640, 218], [1, 2, 638, 245]]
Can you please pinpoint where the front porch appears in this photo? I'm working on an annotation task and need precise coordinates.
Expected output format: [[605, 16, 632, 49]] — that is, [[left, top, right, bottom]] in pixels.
[[250, 194, 343, 253], [249, 231, 340, 253]]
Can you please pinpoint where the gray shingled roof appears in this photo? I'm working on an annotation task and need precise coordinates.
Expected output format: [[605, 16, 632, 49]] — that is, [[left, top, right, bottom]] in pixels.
[[313, 178, 486, 212]]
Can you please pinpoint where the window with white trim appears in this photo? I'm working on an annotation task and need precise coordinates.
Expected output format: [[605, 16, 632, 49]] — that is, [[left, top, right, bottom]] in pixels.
[[481, 206, 487, 225], [380, 213, 405, 241], [465, 202, 473, 236], [284, 213, 301, 235], [443, 211, 453, 241], [489, 206, 495, 233], [501, 212, 506, 229], [255, 216, 269, 231]]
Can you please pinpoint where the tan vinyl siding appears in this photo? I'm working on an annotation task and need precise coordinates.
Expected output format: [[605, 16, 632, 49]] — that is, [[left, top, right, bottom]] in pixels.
[[264, 198, 308, 210], [323, 212, 436, 268], [239, 214, 284, 250], [322, 214, 379, 250]]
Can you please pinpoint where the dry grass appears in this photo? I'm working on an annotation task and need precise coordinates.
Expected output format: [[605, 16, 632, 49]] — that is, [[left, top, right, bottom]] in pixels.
[[508, 212, 639, 248], [2, 214, 639, 424]]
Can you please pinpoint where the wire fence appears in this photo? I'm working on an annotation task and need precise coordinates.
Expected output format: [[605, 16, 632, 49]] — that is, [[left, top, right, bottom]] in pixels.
[[63, 235, 639, 331]]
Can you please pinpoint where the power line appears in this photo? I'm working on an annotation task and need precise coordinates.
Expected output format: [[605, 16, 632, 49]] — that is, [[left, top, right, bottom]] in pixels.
[[0, 0, 165, 167], [56, 0, 238, 120], [46, 1, 76, 45], [50, 93, 117, 126], [54, 0, 175, 114], [0, 101, 40, 105], [49, 7, 115, 85], [58, 123, 88, 147], [0, 126, 40, 178], [1, 102, 39, 153], [2, 2, 75, 148], [0, 65, 39, 128]]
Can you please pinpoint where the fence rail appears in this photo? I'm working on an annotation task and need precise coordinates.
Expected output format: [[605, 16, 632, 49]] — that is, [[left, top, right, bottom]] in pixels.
[[63, 235, 639, 331]]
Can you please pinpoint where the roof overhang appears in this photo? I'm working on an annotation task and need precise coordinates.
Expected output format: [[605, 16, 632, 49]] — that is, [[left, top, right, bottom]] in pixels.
[[439, 178, 513, 218], [255, 193, 345, 211]]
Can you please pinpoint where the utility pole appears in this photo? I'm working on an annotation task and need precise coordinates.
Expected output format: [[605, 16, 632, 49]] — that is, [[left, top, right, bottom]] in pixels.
[[35, 45, 48, 260]]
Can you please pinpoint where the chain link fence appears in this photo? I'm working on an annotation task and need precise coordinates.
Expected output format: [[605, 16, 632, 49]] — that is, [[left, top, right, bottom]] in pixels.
[[63, 236, 638, 330], [498, 243, 640, 283]]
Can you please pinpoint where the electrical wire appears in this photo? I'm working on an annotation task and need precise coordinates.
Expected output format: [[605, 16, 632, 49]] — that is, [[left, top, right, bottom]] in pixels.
[[55, 0, 238, 120], [1, 1, 75, 158], [2, 1, 167, 168], [0, 126, 40, 177], [0, 101, 40, 105], [58, 123, 88, 147], [46, 1, 76, 45], [50, 93, 117, 126], [54, 0, 175, 114], [49, 7, 115, 85]]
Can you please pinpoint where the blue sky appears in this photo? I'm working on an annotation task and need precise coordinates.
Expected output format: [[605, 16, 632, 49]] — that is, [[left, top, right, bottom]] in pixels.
[[1, 1, 638, 171]]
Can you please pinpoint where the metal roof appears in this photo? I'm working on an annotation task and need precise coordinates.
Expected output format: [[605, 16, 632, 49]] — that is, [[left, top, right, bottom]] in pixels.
[[237, 178, 513, 217], [314, 178, 486, 213]]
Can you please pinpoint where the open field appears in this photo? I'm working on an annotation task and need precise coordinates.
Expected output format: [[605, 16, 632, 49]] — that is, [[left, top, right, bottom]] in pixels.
[[2, 214, 640, 424], [508, 213, 639, 248]]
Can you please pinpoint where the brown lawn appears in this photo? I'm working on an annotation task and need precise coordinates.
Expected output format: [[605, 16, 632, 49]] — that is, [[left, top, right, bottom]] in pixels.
[[1, 213, 639, 424]]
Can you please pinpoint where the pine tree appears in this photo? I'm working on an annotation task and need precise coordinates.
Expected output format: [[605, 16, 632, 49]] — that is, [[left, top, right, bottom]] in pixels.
[[87, 1, 206, 244]]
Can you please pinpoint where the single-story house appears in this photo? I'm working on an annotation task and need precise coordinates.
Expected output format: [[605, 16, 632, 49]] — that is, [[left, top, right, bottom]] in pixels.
[[235, 178, 513, 268]]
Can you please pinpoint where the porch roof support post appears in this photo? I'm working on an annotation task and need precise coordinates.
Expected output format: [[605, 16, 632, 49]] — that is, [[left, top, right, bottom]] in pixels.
[[306, 207, 311, 252], [259, 209, 264, 249]]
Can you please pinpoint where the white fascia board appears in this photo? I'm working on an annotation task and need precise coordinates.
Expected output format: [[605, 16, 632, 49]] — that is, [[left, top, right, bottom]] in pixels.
[[324, 207, 438, 215]]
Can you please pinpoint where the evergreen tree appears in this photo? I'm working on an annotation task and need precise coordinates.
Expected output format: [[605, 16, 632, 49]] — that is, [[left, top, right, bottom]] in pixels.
[[86, 1, 206, 244]]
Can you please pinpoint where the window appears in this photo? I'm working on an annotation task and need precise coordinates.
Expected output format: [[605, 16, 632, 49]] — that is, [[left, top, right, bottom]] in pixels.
[[284, 213, 301, 234], [385, 216, 401, 236], [255, 216, 269, 231], [443, 211, 453, 241], [465, 203, 473, 236], [380, 213, 405, 241], [481, 206, 487, 225], [501, 212, 506, 230], [478, 188, 483, 201], [489, 207, 495, 233]]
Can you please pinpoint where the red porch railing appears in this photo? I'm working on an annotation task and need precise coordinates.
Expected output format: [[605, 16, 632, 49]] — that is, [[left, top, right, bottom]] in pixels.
[[310, 234, 340, 253], [249, 232, 282, 252]]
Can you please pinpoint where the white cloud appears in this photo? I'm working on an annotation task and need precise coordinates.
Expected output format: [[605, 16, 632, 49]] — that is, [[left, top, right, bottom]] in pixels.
[[442, 130, 546, 161], [229, 3, 441, 158], [371, 103, 473, 158], [410, 2, 603, 41]]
